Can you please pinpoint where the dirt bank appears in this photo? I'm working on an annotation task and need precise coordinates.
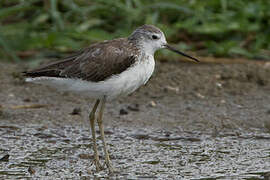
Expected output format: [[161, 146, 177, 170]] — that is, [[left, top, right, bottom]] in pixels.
[[0, 59, 269, 132]]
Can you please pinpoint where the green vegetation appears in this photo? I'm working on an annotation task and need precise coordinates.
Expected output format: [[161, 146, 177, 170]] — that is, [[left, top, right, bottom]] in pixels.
[[0, 0, 270, 62]]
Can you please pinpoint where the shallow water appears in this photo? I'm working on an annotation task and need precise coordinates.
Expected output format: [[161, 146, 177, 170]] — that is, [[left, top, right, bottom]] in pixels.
[[0, 125, 270, 179]]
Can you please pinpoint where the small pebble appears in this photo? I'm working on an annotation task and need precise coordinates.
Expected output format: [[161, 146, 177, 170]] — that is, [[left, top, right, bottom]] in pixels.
[[186, 106, 192, 111], [131, 133, 150, 140], [23, 98, 31, 102], [119, 108, 128, 115], [149, 101, 156, 107], [127, 104, 140, 111], [28, 166, 36, 175], [195, 93, 205, 99], [70, 107, 81, 115], [164, 86, 179, 93], [78, 154, 92, 159], [216, 82, 222, 88], [96, 129, 114, 135], [220, 99, 226, 104], [34, 132, 54, 139], [0, 154, 9, 162], [164, 131, 171, 137]]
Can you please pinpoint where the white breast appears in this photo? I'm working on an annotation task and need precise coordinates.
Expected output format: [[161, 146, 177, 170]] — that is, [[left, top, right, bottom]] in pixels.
[[26, 55, 155, 101], [95, 54, 155, 100]]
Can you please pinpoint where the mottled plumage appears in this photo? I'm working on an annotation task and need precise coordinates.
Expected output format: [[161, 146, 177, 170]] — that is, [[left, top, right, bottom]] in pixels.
[[24, 38, 139, 82]]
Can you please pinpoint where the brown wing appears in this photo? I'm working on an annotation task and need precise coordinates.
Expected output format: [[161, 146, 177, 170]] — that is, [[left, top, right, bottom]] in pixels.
[[24, 38, 139, 82]]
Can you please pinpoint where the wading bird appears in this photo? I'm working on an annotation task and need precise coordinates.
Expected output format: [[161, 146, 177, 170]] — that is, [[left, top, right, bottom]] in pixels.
[[24, 25, 199, 173]]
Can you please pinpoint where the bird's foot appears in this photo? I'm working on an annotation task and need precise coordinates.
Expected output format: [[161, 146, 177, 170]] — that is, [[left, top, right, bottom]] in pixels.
[[93, 159, 103, 172], [108, 165, 115, 174], [104, 159, 116, 174]]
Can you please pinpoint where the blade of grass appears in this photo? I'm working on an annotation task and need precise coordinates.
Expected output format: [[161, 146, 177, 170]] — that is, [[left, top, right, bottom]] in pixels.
[[0, 35, 20, 62], [0, 2, 35, 19], [50, 0, 64, 30]]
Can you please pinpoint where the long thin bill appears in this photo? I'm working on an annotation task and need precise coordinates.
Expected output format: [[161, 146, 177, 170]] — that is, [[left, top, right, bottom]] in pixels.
[[165, 44, 199, 62]]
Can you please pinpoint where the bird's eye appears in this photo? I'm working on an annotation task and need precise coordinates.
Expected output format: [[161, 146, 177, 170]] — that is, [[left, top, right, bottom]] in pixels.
[[152, 35, 159, 40]]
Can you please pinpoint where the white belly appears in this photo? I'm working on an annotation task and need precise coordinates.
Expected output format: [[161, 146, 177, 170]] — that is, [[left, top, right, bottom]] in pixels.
[[107, 54, 155, 99], [26, 55, 155, 100]]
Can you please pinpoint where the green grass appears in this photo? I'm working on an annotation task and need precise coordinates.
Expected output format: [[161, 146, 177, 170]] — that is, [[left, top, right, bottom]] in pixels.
[[0, 0, 270, 62]]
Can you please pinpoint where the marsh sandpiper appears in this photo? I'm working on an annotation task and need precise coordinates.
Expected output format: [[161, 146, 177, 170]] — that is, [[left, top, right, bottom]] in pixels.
[[24, 25, 199, 173]]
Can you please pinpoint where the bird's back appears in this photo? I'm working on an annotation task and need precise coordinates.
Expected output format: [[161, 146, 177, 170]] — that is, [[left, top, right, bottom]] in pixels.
[[24, 38, 140, 82]]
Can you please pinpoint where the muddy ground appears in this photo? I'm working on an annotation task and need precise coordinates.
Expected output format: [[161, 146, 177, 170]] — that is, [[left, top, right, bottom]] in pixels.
[[0, 58, 270, 179]]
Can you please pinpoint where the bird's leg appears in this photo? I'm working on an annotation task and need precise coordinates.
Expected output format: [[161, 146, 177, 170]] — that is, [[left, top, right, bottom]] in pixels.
[[89, 99, 103, 171], [97, 97, 115, 174]]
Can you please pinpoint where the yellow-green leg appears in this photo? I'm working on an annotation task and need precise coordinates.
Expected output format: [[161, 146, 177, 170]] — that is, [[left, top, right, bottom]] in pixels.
[[97, 97, 115, 174], [89, 99, 103, 171]]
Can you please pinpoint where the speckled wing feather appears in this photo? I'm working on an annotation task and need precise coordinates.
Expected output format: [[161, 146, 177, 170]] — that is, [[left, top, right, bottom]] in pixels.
[[24, 38, 139, 82]]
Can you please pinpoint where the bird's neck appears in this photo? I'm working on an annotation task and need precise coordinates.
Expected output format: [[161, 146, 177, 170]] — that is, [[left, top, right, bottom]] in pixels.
[[140, 42, 156, 55], [129, 40, 155, 56]]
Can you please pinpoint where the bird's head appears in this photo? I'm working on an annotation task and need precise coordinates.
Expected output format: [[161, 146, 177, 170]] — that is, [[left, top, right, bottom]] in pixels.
[[128, 24, 199, 62]]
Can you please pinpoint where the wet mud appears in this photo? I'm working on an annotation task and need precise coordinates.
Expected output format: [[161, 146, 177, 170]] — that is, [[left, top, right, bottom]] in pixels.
[[0, 59, 270, 179]]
